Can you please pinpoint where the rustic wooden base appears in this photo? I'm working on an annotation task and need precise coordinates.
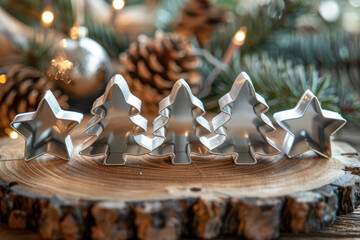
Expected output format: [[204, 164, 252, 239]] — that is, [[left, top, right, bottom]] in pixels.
[[2, 205, 360, 240], [0, 128, 359, 239], [280, 207, 360, 239]]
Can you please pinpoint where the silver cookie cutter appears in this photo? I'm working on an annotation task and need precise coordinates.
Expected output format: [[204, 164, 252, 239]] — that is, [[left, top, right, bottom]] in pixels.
[[273, 89, 346, 158], [80, 74, 163, 165], [11, 90, 83, 161], [201, 72, 280, 164], [151, 79, 212, 164]]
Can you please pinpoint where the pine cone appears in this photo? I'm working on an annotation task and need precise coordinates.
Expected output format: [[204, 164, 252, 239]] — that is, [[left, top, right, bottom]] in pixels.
[[173, 0, 227, 47], [0, 65, 69, 130], [119, 31, 202, 114]]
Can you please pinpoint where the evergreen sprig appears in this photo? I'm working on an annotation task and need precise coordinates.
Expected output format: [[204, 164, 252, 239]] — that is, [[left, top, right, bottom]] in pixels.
[[0, 0, 43, 26], [85, 18, 129, 57], [14, 32, 53, 71], [205, 0, 313, 57], [272, 31, 360, 67], [1, 0, 129, 57], [243, 54, 338, 112], [271, 31, 360, 92], [203, 54, 360, 123], [154, 0, 186, 31]]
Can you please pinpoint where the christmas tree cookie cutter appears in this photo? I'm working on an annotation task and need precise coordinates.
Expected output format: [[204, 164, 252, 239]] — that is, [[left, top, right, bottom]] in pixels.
[[151, 79, 212, 164], [80, 74, 163, 165], [201, 72, 280, 164]]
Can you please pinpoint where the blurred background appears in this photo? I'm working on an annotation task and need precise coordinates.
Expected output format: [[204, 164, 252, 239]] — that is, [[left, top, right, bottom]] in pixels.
[[0, 0, 359, 138]]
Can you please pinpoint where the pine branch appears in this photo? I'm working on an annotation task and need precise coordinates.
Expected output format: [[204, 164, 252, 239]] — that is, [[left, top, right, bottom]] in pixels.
[[334, 81, 360, 124], [205, 0, 313, 56], [2, 0, 130, 58], [272, 31, 360, 66], [13, 32, 54, 71], [270, 31, 360, 92], [51, 0, 130, 56], [154, 0, 186, 31], [52, 0, 74, 33], [85, 18, 129, 57], [203, 54, 360, 123], [242, 54, 338, 112], [50, 0, 130, 56], [0, 0, 43, 26]]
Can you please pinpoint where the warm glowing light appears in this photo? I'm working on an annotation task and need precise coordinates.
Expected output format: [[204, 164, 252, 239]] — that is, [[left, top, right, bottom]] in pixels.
[[9, 131, 19, 140], [112, 0, 125, 10], [232, 27, 247, 46], [69, 26, 80, 40], [69, 26, 88, 40], [0, 74, 7, 84], [235, 32, 245, 42], [5, 128, 19, 139], [41, 10, 54, 25]]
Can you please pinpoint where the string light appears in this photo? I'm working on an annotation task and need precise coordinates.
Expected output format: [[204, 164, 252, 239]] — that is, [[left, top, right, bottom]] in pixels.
[[41, 10, 54, 25], [221, 26, 247, 65], [0, 74, 7, 84], [69, 25, 88, 40], [202, 26, 248, 98], [5, 128, 19, 140], [112, 0, 125, 10], [9, 131, 19, 140], [69, 25, 80, 40], [232, 27, 247, 46]]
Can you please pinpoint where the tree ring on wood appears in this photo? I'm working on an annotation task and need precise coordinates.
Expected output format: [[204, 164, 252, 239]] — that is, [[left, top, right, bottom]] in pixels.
[[0, 129, 359, 239]]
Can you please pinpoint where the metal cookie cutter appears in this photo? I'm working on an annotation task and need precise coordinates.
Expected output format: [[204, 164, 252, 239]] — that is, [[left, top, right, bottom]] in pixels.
[[151, 79, 212, 164], [11, 90, 83, 161], [202, 72, 280, 164], [273, 89, 346, 158], [80, 74, 162, 165]]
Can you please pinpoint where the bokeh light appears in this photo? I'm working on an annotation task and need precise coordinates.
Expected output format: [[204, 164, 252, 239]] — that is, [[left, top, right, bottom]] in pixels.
[[318, 0, 340, 22], [112, 0, 125, 10], [233, 27, 247, 46], [41, 10, 54, 25], [0, 74, 7, 84], [9, 131, 19, 140]]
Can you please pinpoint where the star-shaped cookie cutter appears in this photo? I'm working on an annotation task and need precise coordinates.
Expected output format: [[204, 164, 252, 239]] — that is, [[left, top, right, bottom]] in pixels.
[[10, 90, 83, 161], [273, 89, 346, 158]]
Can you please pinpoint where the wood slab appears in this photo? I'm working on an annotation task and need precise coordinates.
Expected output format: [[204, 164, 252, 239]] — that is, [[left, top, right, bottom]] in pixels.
[[1, 205, 359, 240], [280, 208, 360, 239], [0, 124, 359, 239]]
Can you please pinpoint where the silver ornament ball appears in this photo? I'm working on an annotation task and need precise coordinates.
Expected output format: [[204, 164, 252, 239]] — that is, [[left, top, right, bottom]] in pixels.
[[48, 37, 111, 98]]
